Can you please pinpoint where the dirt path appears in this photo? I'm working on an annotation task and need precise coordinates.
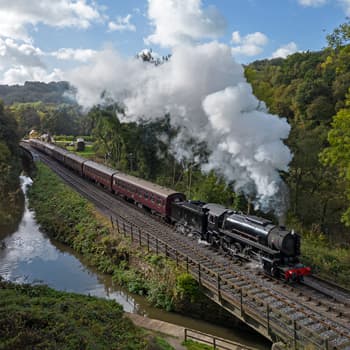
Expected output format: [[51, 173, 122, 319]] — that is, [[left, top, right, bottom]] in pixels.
[[126, 312, 258, 350]]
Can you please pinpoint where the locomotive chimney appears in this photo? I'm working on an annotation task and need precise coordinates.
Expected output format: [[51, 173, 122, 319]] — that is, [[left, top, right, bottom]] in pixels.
[[278, 213, 286, 227]]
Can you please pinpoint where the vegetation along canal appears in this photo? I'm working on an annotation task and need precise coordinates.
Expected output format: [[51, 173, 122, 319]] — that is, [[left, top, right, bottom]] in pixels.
[[0, 175, 270, 350]]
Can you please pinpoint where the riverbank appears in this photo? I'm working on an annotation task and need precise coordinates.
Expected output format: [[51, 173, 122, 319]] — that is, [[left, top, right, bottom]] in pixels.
[[28, 163, 248, 329], [0, 278, 259, 350], [0, 279, 151, 349]]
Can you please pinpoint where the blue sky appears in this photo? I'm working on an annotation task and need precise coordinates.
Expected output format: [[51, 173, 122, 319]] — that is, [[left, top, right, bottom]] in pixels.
[[0, 0, 348, 84]]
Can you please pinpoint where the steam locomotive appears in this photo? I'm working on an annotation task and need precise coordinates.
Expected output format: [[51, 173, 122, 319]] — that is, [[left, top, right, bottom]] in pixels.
[[28, 139, 311, 282], [171, 201, 310, 281]]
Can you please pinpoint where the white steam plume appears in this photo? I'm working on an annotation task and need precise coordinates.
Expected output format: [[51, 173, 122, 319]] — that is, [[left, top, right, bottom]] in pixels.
[[66, 42, 292, 215]]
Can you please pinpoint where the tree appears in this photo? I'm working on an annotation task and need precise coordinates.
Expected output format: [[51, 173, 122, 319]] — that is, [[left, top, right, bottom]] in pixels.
[[0, 100, 21, 228], [321, 89, 350, 226], [327, 19, 350, 49]]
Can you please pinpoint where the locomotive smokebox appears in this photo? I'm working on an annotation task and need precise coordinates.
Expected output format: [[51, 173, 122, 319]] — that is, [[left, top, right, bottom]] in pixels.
[[268, 228, 298, 257]]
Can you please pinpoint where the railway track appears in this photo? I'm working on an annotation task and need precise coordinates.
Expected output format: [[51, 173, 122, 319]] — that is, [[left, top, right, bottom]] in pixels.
[[303, 275, 350, 306], [25, 145, 350, 349]]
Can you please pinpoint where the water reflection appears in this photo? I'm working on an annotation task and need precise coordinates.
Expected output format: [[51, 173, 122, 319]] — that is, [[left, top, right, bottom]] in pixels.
[[0, 176, 139, 313]]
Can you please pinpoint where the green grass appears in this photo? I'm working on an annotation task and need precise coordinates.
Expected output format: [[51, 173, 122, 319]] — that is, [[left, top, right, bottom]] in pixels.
[[154, 336, 175, 350], [54, 140, 96, 158], [69, 145, 95, 158], [183, 340, 214, 350], [301, 233, 350, 288], [0, 280, 148, 350]]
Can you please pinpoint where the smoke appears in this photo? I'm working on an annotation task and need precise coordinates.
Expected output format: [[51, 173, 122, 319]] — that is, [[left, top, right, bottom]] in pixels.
[[65, 41, 292, 215]]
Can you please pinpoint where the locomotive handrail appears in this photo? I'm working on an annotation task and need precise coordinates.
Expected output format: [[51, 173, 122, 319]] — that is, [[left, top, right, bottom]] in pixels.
[[111, 215, 332, 349]]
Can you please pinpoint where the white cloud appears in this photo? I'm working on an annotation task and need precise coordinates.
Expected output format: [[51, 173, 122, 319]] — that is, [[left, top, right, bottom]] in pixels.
[[231, 31, 268, 57], [298, 0, 350, 16], [298, 0, 327, 6], [271, 42, 298, 58], [0, 38, 44, 69], [338, 0, 350, 15], [108, 14, 136, 32], [0, 38, 100, 84], [145, 0, 226, 47], [51, 48, 97, 62], [0, 0, 102, 41], [1, 66, 62, 85]]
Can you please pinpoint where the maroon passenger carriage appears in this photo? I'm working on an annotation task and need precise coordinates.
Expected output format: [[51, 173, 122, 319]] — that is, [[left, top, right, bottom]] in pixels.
[[112, 172, 185, 218], [82, 160, 117, 191], [28, 139, 46, 153], [64, 153, 87, 176], [52, 146, 69, 163]]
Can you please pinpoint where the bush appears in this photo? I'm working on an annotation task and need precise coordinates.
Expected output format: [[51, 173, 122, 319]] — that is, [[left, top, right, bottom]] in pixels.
[[0, 280, 148, 349], [175, 273, 200, 303]]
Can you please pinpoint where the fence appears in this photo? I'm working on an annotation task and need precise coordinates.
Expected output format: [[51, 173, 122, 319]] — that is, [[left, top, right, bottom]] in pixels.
[[184, 328, 257, 350]]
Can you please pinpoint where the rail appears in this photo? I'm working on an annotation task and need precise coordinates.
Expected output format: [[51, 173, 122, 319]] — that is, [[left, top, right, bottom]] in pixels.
[[184, 328, 256, 350], [111, 216, 337, 350]]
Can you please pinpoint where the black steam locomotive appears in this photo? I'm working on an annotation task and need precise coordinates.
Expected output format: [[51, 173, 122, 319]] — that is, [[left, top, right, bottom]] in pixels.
[[28, 139, 311, 282], [170, 200, 311, 281]]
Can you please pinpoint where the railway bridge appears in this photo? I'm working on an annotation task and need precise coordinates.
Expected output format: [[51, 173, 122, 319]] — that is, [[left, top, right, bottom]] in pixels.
[[20, 142, 350, 350]]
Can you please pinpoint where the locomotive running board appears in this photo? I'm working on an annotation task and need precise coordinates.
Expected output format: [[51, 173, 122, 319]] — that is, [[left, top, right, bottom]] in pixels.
[[222, 229, 279, 257]]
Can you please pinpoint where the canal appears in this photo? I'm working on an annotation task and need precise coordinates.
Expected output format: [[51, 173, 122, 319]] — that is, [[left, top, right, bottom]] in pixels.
[[0, 175, 270, 349]]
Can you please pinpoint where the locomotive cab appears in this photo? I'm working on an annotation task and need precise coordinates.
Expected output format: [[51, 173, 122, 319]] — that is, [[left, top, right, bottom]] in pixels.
[[203, 204, 233, 230], [202, 204, 234, 247], [170, 200, 208, 238]]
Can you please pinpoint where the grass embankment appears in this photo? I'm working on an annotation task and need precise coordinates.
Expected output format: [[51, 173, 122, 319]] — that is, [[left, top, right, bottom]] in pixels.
[[287, 217, 350, 288], [301, 234, 350, 288], [0, 279, 149, 349], [28, 163, 239, 326]]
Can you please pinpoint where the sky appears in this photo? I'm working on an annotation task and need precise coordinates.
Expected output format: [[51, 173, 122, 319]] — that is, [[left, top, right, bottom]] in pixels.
[[0, 0, 348, 85], [1, 0, 347, 212]]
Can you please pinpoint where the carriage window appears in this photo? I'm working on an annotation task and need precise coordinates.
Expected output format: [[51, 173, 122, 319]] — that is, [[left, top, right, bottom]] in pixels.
[[144, 192, 148, 199]]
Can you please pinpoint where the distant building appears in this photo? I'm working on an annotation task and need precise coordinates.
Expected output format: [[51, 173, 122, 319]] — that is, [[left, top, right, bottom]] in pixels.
[[76, 138, 85, 151], [29, 129, 39, 139]]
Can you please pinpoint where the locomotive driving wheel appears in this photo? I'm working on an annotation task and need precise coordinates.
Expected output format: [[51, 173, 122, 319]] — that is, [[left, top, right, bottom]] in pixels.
[[242, 246, 251, 257], [221, 239, 229, 253], [234, 243, 242, 254], [270, 266, 279, 278]]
